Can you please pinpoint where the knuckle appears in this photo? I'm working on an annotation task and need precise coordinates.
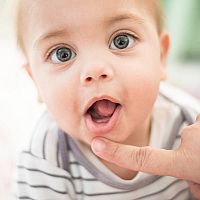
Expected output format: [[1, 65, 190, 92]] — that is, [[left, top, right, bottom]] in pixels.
[[132, 146, 151, 171], [110, 144, 120, 161]]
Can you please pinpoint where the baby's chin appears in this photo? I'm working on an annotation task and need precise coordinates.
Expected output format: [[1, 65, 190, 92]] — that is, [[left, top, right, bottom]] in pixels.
[[89, 135, 125, 147], [71, 126, 128, 147]]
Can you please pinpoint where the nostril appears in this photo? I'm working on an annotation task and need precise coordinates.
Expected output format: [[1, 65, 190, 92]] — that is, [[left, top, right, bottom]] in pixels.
[[86, 77, 92, 82], [101, 74, 107, 79]]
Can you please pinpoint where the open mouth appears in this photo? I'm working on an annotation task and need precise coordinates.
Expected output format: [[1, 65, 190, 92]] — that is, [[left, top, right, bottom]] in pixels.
[[87, 99, 120, 123], [84, 98, 121, 134]]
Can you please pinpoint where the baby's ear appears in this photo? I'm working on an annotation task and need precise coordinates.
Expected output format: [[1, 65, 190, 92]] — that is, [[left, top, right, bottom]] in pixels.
[[23, 63, 43, 103], [23, 63, 32, 78], [159, 32, 170, 80]]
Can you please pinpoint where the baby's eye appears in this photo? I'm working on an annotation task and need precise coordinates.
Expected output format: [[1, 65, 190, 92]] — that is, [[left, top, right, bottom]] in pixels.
[[110, 34, 136, 50], [49, 47, 76, 64]]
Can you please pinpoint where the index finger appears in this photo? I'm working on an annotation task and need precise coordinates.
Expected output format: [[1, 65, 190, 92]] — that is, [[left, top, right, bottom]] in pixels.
[[91, 137, 181, 178]]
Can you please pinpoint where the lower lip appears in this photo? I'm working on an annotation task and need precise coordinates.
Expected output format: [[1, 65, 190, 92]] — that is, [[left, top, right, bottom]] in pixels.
[[84, 105, 122, 135]]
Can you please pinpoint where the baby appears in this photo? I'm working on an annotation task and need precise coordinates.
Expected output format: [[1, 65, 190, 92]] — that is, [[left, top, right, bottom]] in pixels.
[[15, 0, 199, 199]]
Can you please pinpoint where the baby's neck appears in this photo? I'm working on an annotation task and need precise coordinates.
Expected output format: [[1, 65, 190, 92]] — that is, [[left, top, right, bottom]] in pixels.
[[101, 116, 151, 180]]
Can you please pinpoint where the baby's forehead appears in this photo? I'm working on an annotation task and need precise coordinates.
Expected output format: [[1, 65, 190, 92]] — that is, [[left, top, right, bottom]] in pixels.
[[19, 0, 159, 26], [19, 0, 158, 19]]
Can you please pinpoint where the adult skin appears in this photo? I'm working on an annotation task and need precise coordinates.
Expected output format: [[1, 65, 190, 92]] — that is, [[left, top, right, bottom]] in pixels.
[[92, 115, 200, 199]]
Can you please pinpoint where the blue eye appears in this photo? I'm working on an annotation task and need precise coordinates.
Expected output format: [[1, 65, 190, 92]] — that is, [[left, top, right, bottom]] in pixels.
[[110, 34, 136, 50], [50, 47, 76, 64]]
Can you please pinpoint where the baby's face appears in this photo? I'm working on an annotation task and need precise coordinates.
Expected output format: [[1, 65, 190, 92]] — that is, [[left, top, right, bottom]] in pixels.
[[23, 0, 169, 146]]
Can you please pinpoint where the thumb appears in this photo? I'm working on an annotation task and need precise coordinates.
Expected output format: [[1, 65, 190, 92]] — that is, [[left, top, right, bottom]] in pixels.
[[91, 137, 181, 178]]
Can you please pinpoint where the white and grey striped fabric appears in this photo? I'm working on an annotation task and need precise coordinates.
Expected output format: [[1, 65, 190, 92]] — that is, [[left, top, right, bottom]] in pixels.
[[16, 84, 199, 200]]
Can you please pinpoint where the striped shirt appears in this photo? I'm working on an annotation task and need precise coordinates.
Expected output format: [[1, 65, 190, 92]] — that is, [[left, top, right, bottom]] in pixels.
[[16, 84, 200, 200]]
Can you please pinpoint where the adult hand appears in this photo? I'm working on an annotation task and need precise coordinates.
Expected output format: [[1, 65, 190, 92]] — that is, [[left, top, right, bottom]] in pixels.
[[91, 115, 200, 198]]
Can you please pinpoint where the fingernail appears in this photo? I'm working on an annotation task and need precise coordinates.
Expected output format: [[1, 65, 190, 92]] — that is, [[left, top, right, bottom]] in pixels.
[[92, 139, 106, 152]]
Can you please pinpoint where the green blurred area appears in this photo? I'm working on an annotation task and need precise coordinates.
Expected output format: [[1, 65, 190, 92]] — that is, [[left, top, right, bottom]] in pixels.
[[163, 0, 200, 63], [0, 0, 200, 64]]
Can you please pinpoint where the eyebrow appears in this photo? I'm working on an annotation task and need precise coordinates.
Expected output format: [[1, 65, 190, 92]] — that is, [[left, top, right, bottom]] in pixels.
[[105, 13, 145, 26], [33, 28, 68, 48]]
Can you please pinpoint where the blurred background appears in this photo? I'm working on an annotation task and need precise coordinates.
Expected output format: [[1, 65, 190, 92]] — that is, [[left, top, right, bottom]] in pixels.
[[0, 0, 200, 199], [163, 0, 200, 99]]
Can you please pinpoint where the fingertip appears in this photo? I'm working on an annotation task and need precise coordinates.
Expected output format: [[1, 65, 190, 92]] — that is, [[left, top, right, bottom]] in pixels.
[[91, 138, 106, 154]]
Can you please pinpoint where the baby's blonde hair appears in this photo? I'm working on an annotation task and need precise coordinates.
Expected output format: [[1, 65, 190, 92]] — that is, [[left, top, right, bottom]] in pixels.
[[14, 0, 164, 53]]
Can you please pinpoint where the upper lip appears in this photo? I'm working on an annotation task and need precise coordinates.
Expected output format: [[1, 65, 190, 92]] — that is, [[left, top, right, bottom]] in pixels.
[[83, 95, 121, 115]]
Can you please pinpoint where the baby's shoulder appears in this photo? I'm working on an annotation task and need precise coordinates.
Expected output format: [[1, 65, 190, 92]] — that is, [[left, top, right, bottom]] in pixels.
[[22, 111, 61, 166], [159, 82, 200, 120]]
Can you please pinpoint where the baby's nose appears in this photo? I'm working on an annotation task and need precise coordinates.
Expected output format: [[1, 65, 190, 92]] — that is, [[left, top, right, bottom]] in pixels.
[[80, 62, 114, 86]]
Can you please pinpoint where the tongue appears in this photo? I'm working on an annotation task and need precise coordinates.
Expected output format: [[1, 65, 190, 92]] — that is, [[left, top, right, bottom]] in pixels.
[[92, 100, 116, 117]]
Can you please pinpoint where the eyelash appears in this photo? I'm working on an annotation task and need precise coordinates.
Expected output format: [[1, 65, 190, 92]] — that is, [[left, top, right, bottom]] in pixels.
[[110, 30, 138, 43], [45, 44, 72, 61], [45, 31, 139, 63]]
